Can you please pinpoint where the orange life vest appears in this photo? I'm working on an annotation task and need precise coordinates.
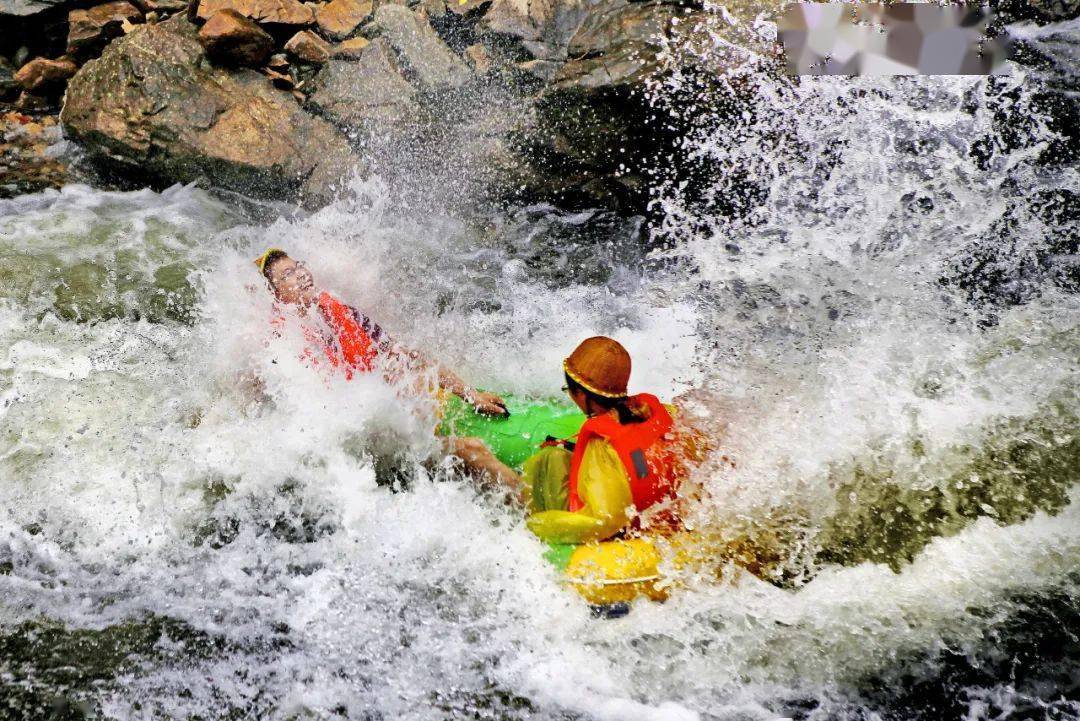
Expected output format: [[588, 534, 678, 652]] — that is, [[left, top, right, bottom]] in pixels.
[[315, 291, 380, 377], [271, 292, 382, 380], [567, 393, 681, 514]]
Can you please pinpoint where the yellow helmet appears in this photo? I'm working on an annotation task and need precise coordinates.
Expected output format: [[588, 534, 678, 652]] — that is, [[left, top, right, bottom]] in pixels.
[[253, 248, 286, 276]]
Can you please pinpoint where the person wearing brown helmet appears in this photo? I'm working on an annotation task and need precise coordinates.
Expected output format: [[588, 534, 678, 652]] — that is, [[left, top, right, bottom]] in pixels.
[[252, 247, 508, 416], [457, 336, 707, 543]]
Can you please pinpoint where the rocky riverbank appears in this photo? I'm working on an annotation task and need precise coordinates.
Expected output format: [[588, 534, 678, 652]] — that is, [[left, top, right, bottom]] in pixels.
[[0, 0, 794, 212], [2, 0, 1078, 212]]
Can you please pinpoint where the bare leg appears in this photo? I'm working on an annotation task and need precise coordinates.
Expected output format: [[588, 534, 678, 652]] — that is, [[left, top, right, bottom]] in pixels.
[[446, 436, 527, 506]]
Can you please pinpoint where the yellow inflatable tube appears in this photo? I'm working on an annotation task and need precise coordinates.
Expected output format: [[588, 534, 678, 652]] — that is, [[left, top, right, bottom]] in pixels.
[[561, 537, 668, 605], [549, 531, 730, 605], [547, 532, 705, 605]]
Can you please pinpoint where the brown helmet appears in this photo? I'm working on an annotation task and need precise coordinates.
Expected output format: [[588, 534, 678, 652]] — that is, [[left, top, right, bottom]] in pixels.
[[563, 336, 631, 399]]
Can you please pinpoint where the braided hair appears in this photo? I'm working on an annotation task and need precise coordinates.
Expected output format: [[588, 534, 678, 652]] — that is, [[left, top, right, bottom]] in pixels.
[[565, 373, 650, 424]]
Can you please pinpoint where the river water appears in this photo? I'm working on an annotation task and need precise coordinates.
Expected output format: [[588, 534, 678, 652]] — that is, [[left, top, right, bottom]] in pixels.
[[1, 10, 1078, 721]]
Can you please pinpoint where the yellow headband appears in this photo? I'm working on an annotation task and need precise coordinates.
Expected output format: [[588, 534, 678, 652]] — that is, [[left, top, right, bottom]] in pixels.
[[253, 247, 286, 275], [563, 360, 628, 399]]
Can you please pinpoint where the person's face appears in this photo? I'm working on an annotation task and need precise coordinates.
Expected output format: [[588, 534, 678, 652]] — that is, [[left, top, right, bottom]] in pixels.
[[267, 256, 315, 304], [565, 383, 590, 414]]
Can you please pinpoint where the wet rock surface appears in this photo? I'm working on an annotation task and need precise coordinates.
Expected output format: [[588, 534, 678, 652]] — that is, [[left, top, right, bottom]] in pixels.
[[14, 55, 78, 93], [67, 0, 144, 56], [310, 37, 419, 134], [5, 0, 781, 213], [0, 111, 71, 197], [198, 8, 275, 65], [284, 28, 331, 63], [555, 0, 679, 88], [61, 16, 357, 204], [368, 4, 471, 90]]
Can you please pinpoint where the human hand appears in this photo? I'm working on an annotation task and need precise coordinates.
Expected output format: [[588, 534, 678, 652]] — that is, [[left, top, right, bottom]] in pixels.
[[466, 390, 509, 417]]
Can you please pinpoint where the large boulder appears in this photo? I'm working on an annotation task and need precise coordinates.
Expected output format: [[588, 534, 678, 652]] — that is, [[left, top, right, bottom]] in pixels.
[[468, 0, 785, 211], [368, 4, 471, 90], [61, 16, 358, 204], [67, 1, 145, 56], [480, 0, 685, 87], [310, 37, 420, 134], [468, 0, 687, 208], [198, 8, 275, 65]]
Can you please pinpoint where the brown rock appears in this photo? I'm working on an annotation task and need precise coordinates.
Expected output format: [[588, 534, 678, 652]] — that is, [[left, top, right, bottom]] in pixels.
[[133, 0, 189, 12], [14, 56, 78, 93], [198, 9, 274, 66], [267, 52, 290, 67], [314, 0, 371, 39], [331, 35, 368, 58], [554, 1, 679, 89], [196, 0, 313, 25], [67, 1, 144, 55], [61, 16, 359, 206], [463, 43, 491, 74], [284, 29, 330, 63]]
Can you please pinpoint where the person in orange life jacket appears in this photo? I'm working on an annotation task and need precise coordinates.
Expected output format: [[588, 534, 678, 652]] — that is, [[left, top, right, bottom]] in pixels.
[[254, 248, 509, 417], [457, 336, 707, 543]]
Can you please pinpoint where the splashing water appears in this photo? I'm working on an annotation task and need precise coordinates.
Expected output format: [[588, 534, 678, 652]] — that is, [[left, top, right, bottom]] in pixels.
[[1, 9, 1079, 721]]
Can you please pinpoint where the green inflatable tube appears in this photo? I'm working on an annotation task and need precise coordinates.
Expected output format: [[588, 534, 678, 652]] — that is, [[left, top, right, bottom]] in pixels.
[[436, 394, 584, 575], [437, 393, 586, 469]]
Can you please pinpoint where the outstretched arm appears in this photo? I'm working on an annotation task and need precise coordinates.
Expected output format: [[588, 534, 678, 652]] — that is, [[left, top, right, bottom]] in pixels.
[[385, 342, 508, 417], [335, 299, 507, 416]]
